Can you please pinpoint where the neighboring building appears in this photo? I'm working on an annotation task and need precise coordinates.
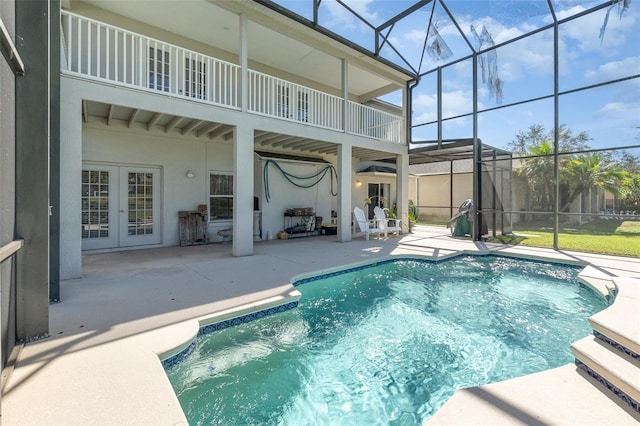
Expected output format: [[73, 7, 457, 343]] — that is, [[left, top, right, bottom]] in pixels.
[[59, 0, 413, 280]]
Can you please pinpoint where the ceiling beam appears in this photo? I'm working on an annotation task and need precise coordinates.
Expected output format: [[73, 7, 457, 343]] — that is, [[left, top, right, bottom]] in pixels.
[[128, 109, 140, 128], [316, 146, 336, 154], [197, 122, 222, 138], [271, 136, 302, 148], [147, 113, 163, 131], [255, 132, 280, 144], [210, 125, 232, 140], [82, 100, 88, 123], [291, 141, 327, 151], [181, 119, 203, 135], [221, 129, 235, 141], [106, 104, 114, 126], [165, 116, 184, 133], [280, 138, 314, 149], [260, 134, 294, 146]]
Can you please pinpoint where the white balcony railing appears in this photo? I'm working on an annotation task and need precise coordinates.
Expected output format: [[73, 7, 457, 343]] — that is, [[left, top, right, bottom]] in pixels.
[[61, 12, 240, 109], [61, 11, 403, 143], [248, 70, 343, 131], [347, 101, 403, 143]]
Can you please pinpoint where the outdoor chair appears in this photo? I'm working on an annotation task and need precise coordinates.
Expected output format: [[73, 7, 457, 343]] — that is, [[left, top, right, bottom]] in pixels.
[[353, 206, 383, 240], [373, 206, 402, 238]]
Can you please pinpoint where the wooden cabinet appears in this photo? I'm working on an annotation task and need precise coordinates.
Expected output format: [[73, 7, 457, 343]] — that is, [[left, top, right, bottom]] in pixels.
[[179, 211, 209, 246]]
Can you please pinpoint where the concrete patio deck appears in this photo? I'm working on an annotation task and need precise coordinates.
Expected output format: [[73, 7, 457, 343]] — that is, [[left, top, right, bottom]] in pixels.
[[3, 225, 639, 425]]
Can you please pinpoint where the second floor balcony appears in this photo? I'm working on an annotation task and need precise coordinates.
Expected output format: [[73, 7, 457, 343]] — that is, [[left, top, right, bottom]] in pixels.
[[61, 11, 405, 144]]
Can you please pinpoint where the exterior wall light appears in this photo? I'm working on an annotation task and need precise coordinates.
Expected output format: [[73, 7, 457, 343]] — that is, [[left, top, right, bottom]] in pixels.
[[355, 180, 362, 187], [186, 170, 195, 179]]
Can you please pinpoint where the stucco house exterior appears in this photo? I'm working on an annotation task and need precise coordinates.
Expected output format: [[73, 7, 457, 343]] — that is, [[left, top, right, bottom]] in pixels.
[[59, 0, 414, 280]]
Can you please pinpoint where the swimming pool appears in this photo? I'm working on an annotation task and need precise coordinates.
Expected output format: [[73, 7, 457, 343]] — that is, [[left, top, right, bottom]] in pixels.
[[164, 255, 607, 425]]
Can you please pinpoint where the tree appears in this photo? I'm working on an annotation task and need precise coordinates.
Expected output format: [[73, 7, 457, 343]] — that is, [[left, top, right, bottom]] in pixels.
[[508, 124, 590, 156], [516, 140, 556, 211], [561, 153, 628, 211], [619, 173, 640, 210], [614, 150, 640, 210]]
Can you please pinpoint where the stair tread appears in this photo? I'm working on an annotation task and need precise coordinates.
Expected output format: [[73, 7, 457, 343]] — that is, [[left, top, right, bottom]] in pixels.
[[589, 295, 640, 356], [572, 335, 640, 401]]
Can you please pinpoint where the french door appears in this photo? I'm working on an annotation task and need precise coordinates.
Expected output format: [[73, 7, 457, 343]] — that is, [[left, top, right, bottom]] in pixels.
[[82, 165, 161, 250], [367, 182, 390, 219]]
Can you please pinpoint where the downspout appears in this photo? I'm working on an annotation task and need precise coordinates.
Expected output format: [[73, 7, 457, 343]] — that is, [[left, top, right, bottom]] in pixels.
[[406, 77, 419, 145]]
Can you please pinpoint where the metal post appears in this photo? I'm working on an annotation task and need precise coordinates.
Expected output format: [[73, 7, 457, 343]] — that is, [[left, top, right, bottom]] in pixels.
[[50, 0, 61, 302], [437, 67, 442, 148], [553, 16, 560, 249], [449, 160, 454, 220], [492, 150, 497, 238], [15, 0, 50, 339], [472, 54, 480, 241]]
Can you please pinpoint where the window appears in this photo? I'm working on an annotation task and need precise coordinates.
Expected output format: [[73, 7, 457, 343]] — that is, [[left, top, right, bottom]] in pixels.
[[297, 91, 309, 122], [185, 57, 206, 99], [149, 47, 170, 91], [209, 173, 233, 220], [127, 172, 154, 236], [81, 170, 110, 239], [276, 85, 289, 118]]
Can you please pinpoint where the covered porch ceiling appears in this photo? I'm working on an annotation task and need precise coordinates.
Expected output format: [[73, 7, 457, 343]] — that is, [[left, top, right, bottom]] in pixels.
[[81, 100, 236, 140], [81, 100, 397, 163]]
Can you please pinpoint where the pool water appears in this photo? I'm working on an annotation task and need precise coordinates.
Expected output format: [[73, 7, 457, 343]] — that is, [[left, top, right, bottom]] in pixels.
[[165, 255, 607, 425]]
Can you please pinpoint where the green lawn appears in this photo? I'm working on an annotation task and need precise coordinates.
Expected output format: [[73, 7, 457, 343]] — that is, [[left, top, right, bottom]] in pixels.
[[490, 219, 640, 258]]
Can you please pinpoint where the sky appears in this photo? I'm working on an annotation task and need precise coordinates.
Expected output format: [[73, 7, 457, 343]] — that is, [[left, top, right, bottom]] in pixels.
[[276, 0, 639, 154]]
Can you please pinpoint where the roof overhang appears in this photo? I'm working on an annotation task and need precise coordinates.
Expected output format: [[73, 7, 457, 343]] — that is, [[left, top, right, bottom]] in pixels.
[[407, 139, 512, 165]]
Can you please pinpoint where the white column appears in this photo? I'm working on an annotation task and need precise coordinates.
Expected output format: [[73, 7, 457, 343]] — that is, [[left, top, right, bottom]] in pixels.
[[233, 125, 254, 256], [59, 80, 83, 280], [396, 152, 409, 233], [337, 143, 352, 242], [401, 84, 408, 145], [239, 13, 248, 113]]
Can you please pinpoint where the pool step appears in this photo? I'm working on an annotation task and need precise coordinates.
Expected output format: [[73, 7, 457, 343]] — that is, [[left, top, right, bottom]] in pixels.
[[571, 335, 640, 410], [588, 286, 640, 357]]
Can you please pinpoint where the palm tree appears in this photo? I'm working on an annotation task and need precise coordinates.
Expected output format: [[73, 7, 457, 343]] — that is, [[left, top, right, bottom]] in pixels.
[[517, 140, 556, 212], [560, 153, 628, 212]]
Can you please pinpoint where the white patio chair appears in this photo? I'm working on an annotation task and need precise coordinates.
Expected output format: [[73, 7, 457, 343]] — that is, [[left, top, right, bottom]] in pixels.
[[353, 206, 383, 240], [373, 206, 401, 238]]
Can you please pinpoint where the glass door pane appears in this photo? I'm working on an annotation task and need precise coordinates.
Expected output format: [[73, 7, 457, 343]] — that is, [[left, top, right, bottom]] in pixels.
[[120, 167, 161, 247]]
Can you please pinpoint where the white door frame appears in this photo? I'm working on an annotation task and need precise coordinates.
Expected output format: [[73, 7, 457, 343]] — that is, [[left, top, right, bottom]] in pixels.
[[81, 163, 162, 250]]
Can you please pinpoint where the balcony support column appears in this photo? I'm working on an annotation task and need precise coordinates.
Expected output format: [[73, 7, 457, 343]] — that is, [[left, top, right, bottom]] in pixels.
[[239, 13, 248, 113], [337, 143, 352, 242], [402, 84, 409, 145], [396, 153, 410, 233], [59, 81, 83, 280], [232, 125, 254, 257], [341, 58, 348, 132]]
